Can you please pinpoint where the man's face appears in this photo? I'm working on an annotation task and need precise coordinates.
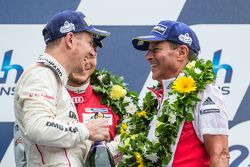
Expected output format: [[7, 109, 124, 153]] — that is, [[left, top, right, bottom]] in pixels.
[[71, 32, 94, 73], [145, 41, 180, 82], [68, 44, 98, 86]]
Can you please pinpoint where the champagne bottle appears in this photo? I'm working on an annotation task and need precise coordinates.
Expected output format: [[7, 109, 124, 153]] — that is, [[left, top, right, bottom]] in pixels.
[[85, 141, 116, 167]]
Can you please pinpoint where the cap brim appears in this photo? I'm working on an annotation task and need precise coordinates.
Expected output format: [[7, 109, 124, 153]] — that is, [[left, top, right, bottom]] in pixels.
[[86, 27, 110, 37], [132, 35, 166, 51], [93, 33, 107, 48], [93, 39, 103, 48]]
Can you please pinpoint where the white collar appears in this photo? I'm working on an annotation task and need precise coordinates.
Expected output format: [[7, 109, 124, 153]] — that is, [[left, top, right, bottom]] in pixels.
[[66, 80, 90, 93], [162, 78, 175, 98], [37, 53, 69, 86]]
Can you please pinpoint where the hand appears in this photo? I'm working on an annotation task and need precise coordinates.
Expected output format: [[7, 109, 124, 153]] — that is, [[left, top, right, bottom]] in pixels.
[[86, 118, 110, 141]]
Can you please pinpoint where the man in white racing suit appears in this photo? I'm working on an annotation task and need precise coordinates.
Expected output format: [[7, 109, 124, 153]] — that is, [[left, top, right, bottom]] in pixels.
[[14, 31, 122, 167], [14, 10, 111, 167], [131, 20, 229, 166]]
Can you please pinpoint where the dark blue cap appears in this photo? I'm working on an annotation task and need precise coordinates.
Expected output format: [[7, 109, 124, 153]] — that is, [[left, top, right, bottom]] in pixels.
[[43, 10, 110, 44], [132, 20, 200, 54], [93, 34, 107, 48]]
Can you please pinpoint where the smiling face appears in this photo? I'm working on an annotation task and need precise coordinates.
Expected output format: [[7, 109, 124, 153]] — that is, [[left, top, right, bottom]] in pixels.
[[145, 41, 188, 82], [68, 44, 98, 86], [70, 31, 94, 73]]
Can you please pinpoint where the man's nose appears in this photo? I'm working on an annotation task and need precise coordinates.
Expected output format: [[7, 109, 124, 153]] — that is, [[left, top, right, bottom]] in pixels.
[[84, 55, 90, 63], [90, 47, 96, 56], [145, 51, 153, 61]]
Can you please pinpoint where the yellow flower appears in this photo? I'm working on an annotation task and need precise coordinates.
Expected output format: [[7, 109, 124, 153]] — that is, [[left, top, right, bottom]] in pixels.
[[120, 128, 126, 134], [135, 152, 144, 167], [136, 110, 147, 118], [186, 61, 196, 69], [122, 123, 128, 130], [110, 85, 127, 100], [120, 123, 128, 134], [172, 77, 197, 93]]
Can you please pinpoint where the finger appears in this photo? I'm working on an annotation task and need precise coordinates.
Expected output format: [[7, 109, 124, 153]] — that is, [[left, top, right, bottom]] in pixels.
[[104, 128, 110, 141]]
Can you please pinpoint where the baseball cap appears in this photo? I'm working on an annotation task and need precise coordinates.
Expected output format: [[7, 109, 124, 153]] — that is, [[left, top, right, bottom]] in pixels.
[[93, 34, 107, 48], [43, 10, 110, 44], [132, 20, 200, 54]]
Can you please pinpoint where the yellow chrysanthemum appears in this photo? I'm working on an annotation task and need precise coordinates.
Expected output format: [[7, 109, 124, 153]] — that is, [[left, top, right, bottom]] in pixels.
[[136, 110, 147, 118], [120, 128, 126, 134], [120, 123, 128, 134], [110, 85, 127, 100], [122, 123, 128, 130], [172, 77, 197, 93], [186, 61, 196, 69], [135, 152, 144, 167]]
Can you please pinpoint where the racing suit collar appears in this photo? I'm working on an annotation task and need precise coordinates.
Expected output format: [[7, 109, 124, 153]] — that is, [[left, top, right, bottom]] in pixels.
[[37, 53, 69, 86], [147, 77, 175, 109], [162, 78, 175, 99]]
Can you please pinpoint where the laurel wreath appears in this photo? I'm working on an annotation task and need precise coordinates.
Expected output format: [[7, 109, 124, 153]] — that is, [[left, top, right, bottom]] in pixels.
[[91, 69, 140, 121], [117, 59, 215, 167]]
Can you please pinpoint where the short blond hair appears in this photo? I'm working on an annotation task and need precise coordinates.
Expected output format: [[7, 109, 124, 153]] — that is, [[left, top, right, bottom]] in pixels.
[[45, 37, 62, 50]]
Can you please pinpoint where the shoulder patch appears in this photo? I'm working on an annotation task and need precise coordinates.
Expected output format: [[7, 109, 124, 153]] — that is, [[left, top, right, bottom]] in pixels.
[[200, 108, 220, 114], [202, 97, 215, 106]]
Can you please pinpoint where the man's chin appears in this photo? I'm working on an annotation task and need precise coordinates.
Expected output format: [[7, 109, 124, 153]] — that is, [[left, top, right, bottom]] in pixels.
[[151, 73, 157, 80], [152, 74, 161, 82], [72, 77, 89, 86]]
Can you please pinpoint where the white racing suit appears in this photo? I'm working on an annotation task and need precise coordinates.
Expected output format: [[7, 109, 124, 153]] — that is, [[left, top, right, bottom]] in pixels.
[[14, 53, 91, 167], [147, 78, 229, 166]]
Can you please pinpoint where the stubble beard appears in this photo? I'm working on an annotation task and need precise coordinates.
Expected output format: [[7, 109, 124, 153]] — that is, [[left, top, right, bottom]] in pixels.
[[68, 73, 89, 86]]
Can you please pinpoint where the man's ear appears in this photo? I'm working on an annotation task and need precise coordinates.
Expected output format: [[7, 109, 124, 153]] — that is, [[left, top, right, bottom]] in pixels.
[[64, 32, 74, 49], [176, 45, 189, 61]]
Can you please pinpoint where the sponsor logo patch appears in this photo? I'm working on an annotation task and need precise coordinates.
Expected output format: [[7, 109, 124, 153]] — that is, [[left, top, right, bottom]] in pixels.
[[152, 24, 167, 35], [60, 21, 75, 33], [46, 121, 78, 133], [200, 108, 220, 114], [37, 56, 63, 77], [138, 40, 144, 46], [72, 96, 84, 104], [83, 113, 113, 125], [69, 111, 77, 119], [28, 93, 54, 100], [85, 108, 108, 113], [202, 97, 215, 106], [178, 33, 192, 46], [167, 82, 173, 89]]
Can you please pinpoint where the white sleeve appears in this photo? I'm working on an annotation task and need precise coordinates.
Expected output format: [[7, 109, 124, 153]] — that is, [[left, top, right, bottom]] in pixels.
[[16, 67, 89, 148], [193, 84, 229, 143], [13, 122, 27, 167]]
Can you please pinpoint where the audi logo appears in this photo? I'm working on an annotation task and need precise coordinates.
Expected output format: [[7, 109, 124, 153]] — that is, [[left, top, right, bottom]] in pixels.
[[72, 96, 84, 103]]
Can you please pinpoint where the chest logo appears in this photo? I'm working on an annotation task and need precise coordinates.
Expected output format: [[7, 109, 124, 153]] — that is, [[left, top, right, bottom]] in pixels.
[[72, 96, 84, 104]]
